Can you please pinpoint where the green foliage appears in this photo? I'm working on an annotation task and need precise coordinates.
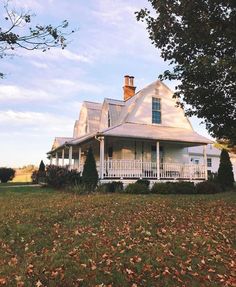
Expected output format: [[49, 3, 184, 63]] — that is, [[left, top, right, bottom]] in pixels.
[[39, 160, 45, 172], [0, 2, 75, 76], [0, 168, 15, 183], [97, 182, 124, 193], [45, 165, 81, 188], [125, 182, 150, 194], [136, 179, 150, 188], [31, 160, 46, 184], [136, 1, 236, 144], [195, 181, 222, 194], [151, 182, 195, 194], [151, 182, 174, 194], [217, 149, 235, 189], [82, 147, 98, 190]]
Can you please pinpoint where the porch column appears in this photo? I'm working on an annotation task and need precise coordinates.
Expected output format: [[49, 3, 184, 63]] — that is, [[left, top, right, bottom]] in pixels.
[[50, 155, 53, 165], [56, 152, 59, 166], [203, 145, 208, 180], [78, 146, 82, 172], [99, 137, 105, 179], [69, 146, 73, 170], [62, 149, 65, 166], [156, 141, 160, 180]]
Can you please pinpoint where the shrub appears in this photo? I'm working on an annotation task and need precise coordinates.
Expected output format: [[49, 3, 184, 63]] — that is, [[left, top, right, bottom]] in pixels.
[[151, 182, 174, 194], [195, 181, 222, 194], [136, 179, 150, 188], [39, 160, 45, 172], [97, 181, 123, 193], [45, 165, 81, 188], [125, 182, 149, 194], [0, 168, 15, 183], [31, 160, 47, 184], [217, 149, 234, 189], [82, 147, 98, 190], [172, 182, 195, 194], [151, 182, 195, 194]]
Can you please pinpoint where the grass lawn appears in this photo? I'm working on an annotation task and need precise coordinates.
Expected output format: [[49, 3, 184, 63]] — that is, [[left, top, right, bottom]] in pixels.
[[0, 187, 235, 287], [0, 182, 33, 187]]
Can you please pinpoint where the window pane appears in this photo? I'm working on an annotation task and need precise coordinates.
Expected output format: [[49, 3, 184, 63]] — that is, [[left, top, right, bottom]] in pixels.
[[152, 98, 161, 110], [152, 111, 161, 124], [207, 158, 212, 167]]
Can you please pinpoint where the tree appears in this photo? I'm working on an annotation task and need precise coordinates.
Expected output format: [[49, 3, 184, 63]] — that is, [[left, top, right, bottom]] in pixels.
[[82, 147, 98, 190], [217, 149, 234, 189], [39, 160, 45, 172], [0, 167, 15, 183], [0, 1, 74, 77], [136, 1, 236, 145]]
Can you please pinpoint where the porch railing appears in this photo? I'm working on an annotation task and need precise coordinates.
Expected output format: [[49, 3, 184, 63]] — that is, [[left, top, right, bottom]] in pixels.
[[103, 160, 206, 179], [71, 160, 206, 180]]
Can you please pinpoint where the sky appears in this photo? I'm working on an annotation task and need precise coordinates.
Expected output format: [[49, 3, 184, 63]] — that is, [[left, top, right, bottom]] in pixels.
[[0, 0, 212, 168]]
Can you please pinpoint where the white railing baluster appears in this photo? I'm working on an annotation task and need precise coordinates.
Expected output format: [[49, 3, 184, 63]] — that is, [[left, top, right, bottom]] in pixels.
[[97, 160, 206, 180]]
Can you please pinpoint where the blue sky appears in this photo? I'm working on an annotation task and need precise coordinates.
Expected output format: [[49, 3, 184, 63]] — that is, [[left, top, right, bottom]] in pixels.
[[0, 0, 211, 167]]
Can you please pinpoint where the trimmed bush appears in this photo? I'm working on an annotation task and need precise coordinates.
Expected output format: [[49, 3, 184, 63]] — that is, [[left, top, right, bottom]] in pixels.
[[39, 160, 45, 172], [151, 182, 195, 194], [136, 179, 150, 188], [0, 168, 15, 183], [82, 147, 98, 190], [172, 182, 195, 194], [45, 165, 81, 188], [31, 160, 47, 184], [217, 149, 234, 189], [195, 181, 222, 194], [125, 182, 149, 194], [151, 182, 174, 194], [97, 181, 123, 193]]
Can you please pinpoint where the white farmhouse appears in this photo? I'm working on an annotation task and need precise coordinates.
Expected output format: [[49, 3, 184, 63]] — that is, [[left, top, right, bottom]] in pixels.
[[188, 145, 236, 179], [48, 76, 217, 184]]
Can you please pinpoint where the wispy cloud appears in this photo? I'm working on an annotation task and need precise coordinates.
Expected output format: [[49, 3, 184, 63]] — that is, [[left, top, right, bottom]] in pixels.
[[8, 0, 43, 11], [17, 48, 92, 63], [50, 78, 106, 94], [0, 110, 74, 134], [0, 85, 57, 102], [30, 61, 49, 69]]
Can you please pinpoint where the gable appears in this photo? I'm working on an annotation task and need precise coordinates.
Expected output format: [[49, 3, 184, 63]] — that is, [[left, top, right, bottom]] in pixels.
[[99, 98, 125, 131], [74, 101, 102, 138], [125, 80, 193, 130], [52, 137, 73, 150]]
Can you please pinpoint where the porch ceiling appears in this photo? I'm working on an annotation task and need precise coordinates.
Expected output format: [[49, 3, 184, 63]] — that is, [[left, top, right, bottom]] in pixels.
[[100, 123, 212, 145]]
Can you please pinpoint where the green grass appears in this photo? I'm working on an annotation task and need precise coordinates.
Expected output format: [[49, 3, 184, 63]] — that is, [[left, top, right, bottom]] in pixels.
[[0, 182, 33, 187], [0, 187, 235, 286]]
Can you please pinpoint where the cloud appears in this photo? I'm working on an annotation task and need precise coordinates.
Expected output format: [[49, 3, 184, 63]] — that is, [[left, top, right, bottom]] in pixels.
[[17, 48, 92, 63], [0, 84, 58, 102], [30, 61, 49, 69], [0, 77, 106, 103], [0, 110, 74, 134], [50, 78, 106, 94]]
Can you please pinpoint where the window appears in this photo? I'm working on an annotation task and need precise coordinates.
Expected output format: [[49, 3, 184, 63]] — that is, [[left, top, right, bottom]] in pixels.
[[191, 157, 200, 164], [108, 112, 111, 127], [207, 158, 212, 167], [108, 146, 113, 158], [152, 97, 161, 124]]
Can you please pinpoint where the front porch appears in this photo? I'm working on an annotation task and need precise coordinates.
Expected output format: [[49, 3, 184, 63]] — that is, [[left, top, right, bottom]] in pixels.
[[49, 136, 208, 182]]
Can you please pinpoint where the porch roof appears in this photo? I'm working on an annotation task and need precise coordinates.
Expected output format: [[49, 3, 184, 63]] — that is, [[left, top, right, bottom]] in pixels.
[[100, 122, 212, 145]]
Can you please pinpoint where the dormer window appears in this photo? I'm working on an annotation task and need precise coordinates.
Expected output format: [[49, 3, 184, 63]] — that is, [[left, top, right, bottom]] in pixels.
[[152, 97, 161, 124], [108, 111, 111, 127]]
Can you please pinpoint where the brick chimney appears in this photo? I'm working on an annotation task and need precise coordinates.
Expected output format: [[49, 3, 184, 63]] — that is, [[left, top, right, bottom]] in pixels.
[[123, 75, 136, 101]]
